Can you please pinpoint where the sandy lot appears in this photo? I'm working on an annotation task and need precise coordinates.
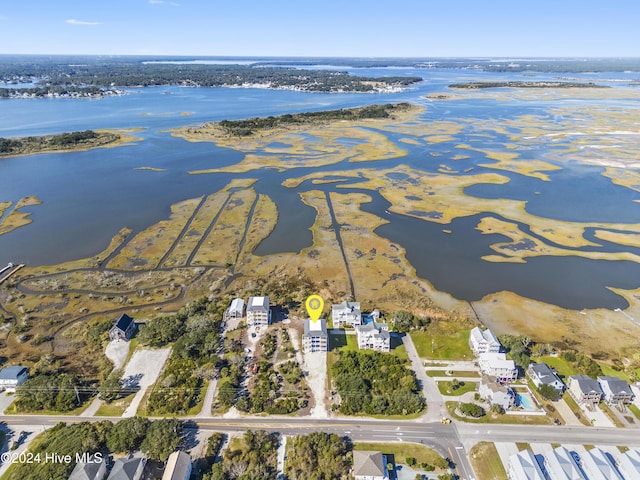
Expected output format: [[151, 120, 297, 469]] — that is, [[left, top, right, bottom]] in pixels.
[[105, 339, 130, 370], [122, 348, 171, 417]]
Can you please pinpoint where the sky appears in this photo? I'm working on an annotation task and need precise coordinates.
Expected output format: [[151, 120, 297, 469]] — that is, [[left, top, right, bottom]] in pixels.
[[1, 0, 639, 57]]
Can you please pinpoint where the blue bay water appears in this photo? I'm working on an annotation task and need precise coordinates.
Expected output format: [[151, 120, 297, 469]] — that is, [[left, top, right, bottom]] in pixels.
[[1, 67, 639, 309]]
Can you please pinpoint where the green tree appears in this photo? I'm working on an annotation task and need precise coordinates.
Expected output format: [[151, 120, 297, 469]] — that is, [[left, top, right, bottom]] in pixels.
[[106, 416, 150, 453], [538, 384, 560, 401], [459, 402, 485, 417], [284, 432, 351, 480], [140, 418, 183, 461], [98, 368, 125, 403]]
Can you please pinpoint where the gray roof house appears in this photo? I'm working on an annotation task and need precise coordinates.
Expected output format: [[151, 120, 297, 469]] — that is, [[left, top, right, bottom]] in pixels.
[[355, 321, 390, 352], [246, 296, 270, 326], [353, 450, 389, 480], [617, 449, 640, 480], [68, 454, 107, 480], [162, 451, 192, 480], [331, 301, 361, 328], [508, 449, 545, 480], [109, 314, 137, 342], [225, 298, 245, 320], [106, 456, 146, 480], [479, 374, 515, 411], [567, 375, 603, 408], [579, 447, 624, 480], [0, 365, 29, 392], [527, 363, 565, 393], [302, 318, 328, 353], [469, 326, 501, 356], [597, 376, 634, 406], [543, 446, 586, 480]]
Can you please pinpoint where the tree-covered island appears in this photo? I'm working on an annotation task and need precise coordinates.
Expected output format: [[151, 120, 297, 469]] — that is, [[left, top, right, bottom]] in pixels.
[[449, 81, 608, 89], [0, 58, 422, 96], [0, 129, 134, 157]]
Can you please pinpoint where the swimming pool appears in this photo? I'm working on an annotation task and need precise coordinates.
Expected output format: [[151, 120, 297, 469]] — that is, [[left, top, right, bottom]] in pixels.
[[516, 393, 536, 411]]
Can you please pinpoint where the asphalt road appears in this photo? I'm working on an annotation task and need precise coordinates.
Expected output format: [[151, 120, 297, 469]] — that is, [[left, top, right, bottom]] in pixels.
[[4, 415, 640, 480]]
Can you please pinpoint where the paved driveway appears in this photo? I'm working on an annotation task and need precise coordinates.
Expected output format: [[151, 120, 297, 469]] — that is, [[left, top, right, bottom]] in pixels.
[[0, 392, 16, 414]]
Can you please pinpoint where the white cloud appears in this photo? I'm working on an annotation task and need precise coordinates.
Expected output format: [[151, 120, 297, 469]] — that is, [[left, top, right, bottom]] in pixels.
[[149, 0, 180, 5], [65, 19, 101, 26]]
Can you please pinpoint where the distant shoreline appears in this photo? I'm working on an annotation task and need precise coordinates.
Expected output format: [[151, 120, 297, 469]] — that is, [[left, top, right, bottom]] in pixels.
[[449, 81, 608, 89]]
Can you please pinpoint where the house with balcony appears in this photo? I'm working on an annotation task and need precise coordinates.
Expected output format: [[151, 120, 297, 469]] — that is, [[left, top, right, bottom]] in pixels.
[[355, 321, 390, 352], [567, 375, 603, 408], [331, 301, 361, 328], [225, 298, 245, 321], [246, 296, 270, 326], [469, 326, 501, 356], [527, 362, 565, 394], [597, 376, 634, 407], [302, 319, 328, 353], [479, 374, 515, 411], [478, 352, 517, 383]]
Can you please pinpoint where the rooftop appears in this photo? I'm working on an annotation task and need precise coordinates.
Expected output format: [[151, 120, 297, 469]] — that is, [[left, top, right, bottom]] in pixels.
[[303, 318, 327, 337], [353, 450, 386, 477], [0, 365, 28, 381], [113, 313, 134, 331], [248, 296, 269, 309], [162, 451, 192, 480]]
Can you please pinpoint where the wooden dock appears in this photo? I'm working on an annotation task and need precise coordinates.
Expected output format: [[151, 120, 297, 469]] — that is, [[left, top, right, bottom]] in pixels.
[[0, 263, 24, 286]]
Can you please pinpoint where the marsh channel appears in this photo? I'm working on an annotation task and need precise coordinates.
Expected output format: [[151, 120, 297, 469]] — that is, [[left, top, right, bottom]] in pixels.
[[1, 64, 639, 310]]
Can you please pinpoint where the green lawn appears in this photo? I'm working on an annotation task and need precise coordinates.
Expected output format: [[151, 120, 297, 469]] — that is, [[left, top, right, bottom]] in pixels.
[[446, 402, 553, 425], [629, 404, 640, 420], [353, 442, 447, 470], [411, 330, 472, 360], [538, 355, 639, 383], [94, 393, 137, 416], [537, 356, 577, 381], [437, 381, 477, 396], [469, 442, 507, 480]]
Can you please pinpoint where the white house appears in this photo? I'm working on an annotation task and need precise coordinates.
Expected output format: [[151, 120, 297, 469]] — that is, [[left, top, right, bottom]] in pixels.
[[246, 296, 270, 326], [302, 319, 328, 353], [508, 449, 545, 480], [331, 301, 361, 328], [617, 449, 640, 480], [632, 383, 640, 408], [479, 374, 515, 411], [355, 321, 390, 352], [597, 376, 634, 407], [543, 446, 586, 480], [579, 447, 624, 480], [162, 451, 192, 480], [353, 451, 388, 480], [527, 363, 565, 394], [0, 365, 29, 393], [567, 375, 603, 408], [469, 326, 501, 356], [225, 298, 245, 321], [478, 353, 517, 383]]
